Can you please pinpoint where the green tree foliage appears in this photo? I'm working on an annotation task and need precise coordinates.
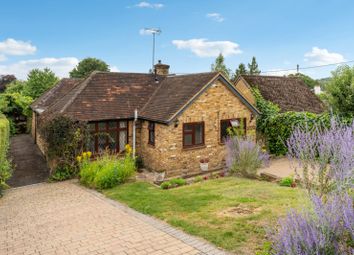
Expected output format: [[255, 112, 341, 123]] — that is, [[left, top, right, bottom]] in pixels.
[[248, 56, 261, 75], [325, 65, 354, 118], [288, 73, 319, 89], [23, 68, 59, 99], [232, 63, 248, 81], [4, 80, 26, 94], [211, 53, 231, 78], [70, 57, 110, 78]]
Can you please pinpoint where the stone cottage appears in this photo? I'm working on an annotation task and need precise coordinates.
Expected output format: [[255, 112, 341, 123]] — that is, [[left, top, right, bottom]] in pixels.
[[31, 62, 259, 177]]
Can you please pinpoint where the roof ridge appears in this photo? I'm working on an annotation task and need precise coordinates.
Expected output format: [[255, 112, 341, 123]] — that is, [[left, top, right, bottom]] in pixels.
[[31, 78, 81, 109], [140, 78, 166, 113], [59, 72, 96, 113]]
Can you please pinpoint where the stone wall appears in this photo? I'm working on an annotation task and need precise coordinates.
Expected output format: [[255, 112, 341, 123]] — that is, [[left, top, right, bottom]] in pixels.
[[31, 112, 46, 156], [138, 79, 256, 177], [235, 78, 256, 105]]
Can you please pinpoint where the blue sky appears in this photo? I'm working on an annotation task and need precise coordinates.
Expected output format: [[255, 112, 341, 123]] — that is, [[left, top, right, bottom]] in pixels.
[[0, 0, 353, 79]]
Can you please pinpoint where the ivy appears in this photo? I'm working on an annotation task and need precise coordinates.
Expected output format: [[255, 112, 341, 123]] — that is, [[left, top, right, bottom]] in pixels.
[[251, 87, 331, 155]]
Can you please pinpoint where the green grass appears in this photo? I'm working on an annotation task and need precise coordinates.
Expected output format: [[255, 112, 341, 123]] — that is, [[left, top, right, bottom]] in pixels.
[[104, 177, 306, 254]]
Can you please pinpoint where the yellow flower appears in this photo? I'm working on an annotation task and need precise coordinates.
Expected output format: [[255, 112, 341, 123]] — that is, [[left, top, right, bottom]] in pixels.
[[87, 151, 92, 158], [76, 156, 82, 162], [125, 144, 132, 154], [82, 152, 87, 158]]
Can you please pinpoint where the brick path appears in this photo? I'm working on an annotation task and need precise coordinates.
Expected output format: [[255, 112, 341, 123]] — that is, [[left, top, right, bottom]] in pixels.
[[0, 181, 228, 255]]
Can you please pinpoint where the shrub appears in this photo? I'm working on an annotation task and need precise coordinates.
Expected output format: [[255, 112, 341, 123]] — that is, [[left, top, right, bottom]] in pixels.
[[79, 152, 136, 189], [270, 193, 354, 255], [225, 136, 269, 178], [279, 176, 294, 187], [194, 176, 203, 183], [0, 114, 11, 196], [169, 178, 187, 187], [41, 115, 89, 177], [287, 118, 354, 196], [160, 181, 171, 189], [50, 164, 73, 181]]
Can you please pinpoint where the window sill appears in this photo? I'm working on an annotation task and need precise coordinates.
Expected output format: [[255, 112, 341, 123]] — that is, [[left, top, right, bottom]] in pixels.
[[182, 145, 206, 151]]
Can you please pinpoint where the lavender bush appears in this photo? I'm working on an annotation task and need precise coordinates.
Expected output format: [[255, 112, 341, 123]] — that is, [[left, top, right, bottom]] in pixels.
[[287, 119, 354, 196], [271, 193, 354, 255], [225, 136, 269, 178], [268, 119, 354, 255]]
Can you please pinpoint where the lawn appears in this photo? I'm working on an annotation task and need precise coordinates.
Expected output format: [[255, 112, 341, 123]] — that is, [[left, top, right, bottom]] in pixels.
[[104, 177, 306, 255]]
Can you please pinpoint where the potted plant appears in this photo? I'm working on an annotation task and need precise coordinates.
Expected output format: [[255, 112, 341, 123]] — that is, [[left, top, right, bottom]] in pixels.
[[200, 158, 209, 171], [154, 169, 166, 182]]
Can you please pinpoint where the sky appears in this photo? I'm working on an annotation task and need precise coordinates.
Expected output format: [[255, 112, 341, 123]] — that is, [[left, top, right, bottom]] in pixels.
[[0, 0, 353, 79]]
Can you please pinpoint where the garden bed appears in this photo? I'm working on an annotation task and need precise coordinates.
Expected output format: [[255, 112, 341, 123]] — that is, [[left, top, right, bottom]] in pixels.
[[104, 177, 305, 254]]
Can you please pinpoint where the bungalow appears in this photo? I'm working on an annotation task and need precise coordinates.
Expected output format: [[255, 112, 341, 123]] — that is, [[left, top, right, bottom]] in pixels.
[[31, 62, 259, 177], [234, 75, 324, 113]]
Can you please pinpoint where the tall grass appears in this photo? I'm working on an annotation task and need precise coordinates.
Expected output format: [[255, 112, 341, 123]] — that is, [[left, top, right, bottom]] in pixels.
[[0, 113, 11, 196], [79, 152, 136, 189]]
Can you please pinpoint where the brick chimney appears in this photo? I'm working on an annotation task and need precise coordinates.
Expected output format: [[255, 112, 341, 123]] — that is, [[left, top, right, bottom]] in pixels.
[[154, 60, 170, 75]]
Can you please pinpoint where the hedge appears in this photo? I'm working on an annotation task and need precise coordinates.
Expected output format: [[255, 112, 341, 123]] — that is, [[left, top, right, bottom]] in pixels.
[[0, 113, 11, 195]]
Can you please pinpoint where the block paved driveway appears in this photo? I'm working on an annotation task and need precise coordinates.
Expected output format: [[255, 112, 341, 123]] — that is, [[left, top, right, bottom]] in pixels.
[[0, 181, 228, 255]]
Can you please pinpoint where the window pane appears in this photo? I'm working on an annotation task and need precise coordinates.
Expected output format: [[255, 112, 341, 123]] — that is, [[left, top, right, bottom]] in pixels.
[[184, 134, 192, 146], [97, 133, 106, 153], [184, 124, 193, 132], [108, 121, 117, 129], [108, 131, 117, 151], [149, 130, 155, 144], [195, 124, 203, 144], [87, 136, 95, 153], [89, 123, 96, 131], [98, 122, 106, 131], [220, 120, 229, 141], [119, 131, 127, 152], [119, 121, 127, 128]]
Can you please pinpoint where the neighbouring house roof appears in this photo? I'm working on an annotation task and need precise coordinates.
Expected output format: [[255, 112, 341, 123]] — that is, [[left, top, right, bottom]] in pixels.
[[36, 71, 259, 124], [31, 78, 83, 113], [239, 75, 324, 114]]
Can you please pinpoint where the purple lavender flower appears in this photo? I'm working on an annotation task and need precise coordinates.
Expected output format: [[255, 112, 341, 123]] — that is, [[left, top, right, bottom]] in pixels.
[[271, 192, 354, 255]]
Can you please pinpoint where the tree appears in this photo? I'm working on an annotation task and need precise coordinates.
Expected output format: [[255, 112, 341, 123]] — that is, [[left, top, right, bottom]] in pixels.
[[70, 58, 110, 78], [232, 63, 248, 81], [211, 53, 231, 78], [0, 75, 16, 93], [248, 56, 261, 75], [288, 73, 319, 89], [23, 68, 59, 99], [325, 65, 354, 118]]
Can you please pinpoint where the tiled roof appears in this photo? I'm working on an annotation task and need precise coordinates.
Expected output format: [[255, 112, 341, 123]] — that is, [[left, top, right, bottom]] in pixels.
[[37, 71, 258, 123], [240, 75, 324, 114], [31, 78, 83, 112]]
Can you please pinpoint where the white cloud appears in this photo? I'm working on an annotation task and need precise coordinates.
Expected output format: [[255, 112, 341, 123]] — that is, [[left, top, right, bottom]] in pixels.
[[206, 13, 224, 22], [304, 47, 345, 65], [135, 1, 163, 9], [172, 38, 241, 57], [110, 65, 120, 72], [0, 55, 7, 62], [0, 57, 79, 79], [0, 38, 36, 56]]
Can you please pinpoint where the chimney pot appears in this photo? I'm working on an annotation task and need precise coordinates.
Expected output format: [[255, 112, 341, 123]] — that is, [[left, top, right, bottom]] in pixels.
[[154, 61, 170, 75]]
